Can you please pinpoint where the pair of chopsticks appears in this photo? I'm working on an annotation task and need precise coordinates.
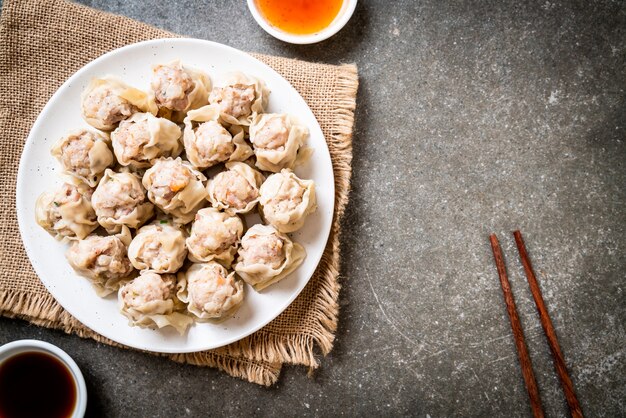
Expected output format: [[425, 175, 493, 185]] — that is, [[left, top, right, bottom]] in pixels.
[[490, 231, 583, 418]]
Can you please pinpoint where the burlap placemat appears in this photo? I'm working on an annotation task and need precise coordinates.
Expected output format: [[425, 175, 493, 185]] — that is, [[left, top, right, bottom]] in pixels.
[[0, 0, 357, 386]]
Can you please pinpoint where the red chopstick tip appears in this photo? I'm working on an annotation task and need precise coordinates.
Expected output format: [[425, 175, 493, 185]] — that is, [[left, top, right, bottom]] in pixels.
[[489, 233, 498, 244]]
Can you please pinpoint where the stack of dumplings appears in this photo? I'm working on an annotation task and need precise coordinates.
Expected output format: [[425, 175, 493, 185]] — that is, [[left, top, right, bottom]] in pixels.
[[35, 60, 317, 334]]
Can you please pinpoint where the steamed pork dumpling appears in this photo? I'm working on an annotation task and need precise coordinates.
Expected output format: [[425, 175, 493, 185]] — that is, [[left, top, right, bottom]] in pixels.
[[91, 169, 154, 233], [65, 227, 135, 296], [119, 270, 192, 334], [259, 169, 316, 233], [234, 224, 306, 291], [151, 60, 211, 114], [208, 72, 269, 126], [35, 181, 98, 241], [183, 105, 252, 169], [206, 161, 263, 214], [185, 121, 247, 169], [111, 112, 183, 168], [177, 262, 244, 320], [249, 113, 309, 172], [186, 208, 243, 266], [143, 158, 207, 224], [128, 221, 187, 273], [81, 76, 157, 131], [51, 129, 114, 187]]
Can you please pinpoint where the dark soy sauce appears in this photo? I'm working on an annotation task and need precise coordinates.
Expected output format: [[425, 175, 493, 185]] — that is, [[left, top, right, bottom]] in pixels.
[[0, 351, 77, 418]]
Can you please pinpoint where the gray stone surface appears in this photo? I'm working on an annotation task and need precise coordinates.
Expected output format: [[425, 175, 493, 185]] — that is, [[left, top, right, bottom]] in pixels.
[[1, 0, 625, 416]]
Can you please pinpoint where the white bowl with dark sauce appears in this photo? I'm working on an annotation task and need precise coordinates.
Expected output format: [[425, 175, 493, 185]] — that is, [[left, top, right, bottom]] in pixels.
[[0, 340, 87, 418]]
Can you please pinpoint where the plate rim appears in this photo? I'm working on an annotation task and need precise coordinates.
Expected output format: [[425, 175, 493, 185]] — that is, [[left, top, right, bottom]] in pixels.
[[15, 38, 335, 353]]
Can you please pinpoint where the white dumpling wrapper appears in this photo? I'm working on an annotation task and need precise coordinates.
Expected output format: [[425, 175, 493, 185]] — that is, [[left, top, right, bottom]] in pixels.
[[66, 226, 135, 296], [208, 71, 269, 126], [143, 157, 207, 225], [128, 221, 188, 273], [234, 224, 306, 291], [118, 270, 192, 334], [111, 112, 183, 168], [206, 161, 264, 214], [249, 113, 309, 172], [81, 75, 158, 131], [91, 169, 154, 234], [177, 262, 244, 320], [151, 60, 211, 117], [186, 207, 244, 266], [35, 181, 98, 242], [183, 105, 253, 169], [51, 129, 114, 187], [259, 169, 317, 233]]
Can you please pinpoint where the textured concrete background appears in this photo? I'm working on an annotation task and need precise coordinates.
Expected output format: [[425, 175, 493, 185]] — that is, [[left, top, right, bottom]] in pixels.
[[1, 0, 625, 416]]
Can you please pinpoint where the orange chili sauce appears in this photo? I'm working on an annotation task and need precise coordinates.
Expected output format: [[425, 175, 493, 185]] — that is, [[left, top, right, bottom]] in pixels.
[[255, 0, 344, 35]]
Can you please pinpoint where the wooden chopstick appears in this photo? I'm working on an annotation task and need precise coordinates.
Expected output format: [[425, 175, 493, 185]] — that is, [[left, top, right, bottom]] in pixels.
[[489, 233, 545, 418], [513, 230, 584, 418]]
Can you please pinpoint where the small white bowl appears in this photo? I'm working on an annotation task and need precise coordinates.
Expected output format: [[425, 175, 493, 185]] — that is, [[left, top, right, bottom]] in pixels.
[[0, 340, 87, 418], [247, 0, 358, 44]]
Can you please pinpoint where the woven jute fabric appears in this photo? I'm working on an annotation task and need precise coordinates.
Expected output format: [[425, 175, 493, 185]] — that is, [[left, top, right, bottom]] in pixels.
[[0, 0, 357, 385]]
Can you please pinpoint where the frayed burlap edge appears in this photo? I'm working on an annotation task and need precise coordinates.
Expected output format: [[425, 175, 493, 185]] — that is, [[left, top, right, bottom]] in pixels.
[[223, 254, 340, 370]]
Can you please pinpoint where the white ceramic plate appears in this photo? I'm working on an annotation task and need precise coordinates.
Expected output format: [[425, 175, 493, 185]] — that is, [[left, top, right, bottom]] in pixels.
[[16, 39, 334, 354]]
